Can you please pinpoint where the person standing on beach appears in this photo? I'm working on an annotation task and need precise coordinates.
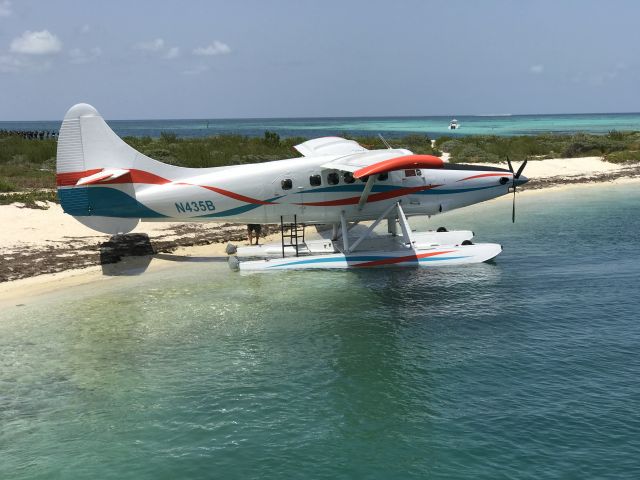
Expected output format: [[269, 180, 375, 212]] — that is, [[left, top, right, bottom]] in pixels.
[[247, 224, 262, 245]]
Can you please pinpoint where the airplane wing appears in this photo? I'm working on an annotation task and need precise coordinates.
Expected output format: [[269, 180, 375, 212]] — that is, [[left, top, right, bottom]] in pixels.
[[320, 149, 445, 209], [294, 137, 368, 157], [320, 150, 444, 177]]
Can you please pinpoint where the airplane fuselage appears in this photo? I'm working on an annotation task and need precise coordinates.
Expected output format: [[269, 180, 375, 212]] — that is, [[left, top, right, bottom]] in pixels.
[[79, 153, 517, 224]]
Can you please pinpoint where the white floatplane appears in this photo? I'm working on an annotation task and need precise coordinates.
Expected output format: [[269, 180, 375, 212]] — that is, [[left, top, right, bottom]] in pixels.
[[56, 104, 528, 271]]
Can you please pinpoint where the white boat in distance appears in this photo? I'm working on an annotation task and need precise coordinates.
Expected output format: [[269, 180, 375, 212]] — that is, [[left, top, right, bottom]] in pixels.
[[448, 118, 460, 130]]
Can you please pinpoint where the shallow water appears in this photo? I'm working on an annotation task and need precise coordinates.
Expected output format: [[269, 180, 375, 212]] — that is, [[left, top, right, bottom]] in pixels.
[[2, 185, 640, 479], [3, 112, 640, 139]]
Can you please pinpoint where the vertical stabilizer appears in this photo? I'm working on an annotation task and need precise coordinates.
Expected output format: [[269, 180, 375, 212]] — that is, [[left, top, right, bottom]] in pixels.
[[56, 103, 139, 234]]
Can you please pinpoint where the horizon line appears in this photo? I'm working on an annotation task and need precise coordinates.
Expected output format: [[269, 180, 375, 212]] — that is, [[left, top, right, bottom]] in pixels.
[[2, 110, 640, 123]]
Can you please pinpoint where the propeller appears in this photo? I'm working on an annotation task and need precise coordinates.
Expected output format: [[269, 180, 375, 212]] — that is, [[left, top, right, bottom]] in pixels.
[[506, 156, 528, 223]]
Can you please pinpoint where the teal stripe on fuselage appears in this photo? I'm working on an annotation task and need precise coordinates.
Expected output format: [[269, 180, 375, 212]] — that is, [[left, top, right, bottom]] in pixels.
[[415, 185, 502, 194], [298, 184, 399, 194], [298, 184, 502, 196], [299, 183, 500, 197], [58, 186, 167, 218], [197, 196, 281, 218]]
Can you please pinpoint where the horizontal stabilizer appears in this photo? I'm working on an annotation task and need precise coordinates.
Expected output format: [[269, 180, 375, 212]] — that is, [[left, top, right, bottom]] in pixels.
[[76, 168, 130, 186]]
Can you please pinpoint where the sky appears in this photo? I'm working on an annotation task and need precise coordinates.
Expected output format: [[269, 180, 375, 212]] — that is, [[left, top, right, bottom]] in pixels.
[[0, 0, 639, 120]]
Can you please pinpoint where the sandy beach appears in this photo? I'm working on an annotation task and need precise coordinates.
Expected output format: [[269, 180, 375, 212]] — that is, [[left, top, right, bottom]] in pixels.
[[1, 156, 639, 299]]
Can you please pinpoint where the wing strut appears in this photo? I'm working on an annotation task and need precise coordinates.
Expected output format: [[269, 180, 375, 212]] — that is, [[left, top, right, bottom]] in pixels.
[[396, 202, 415, 247], [341, 201, 413, 254], [357, 175, 377, 210]]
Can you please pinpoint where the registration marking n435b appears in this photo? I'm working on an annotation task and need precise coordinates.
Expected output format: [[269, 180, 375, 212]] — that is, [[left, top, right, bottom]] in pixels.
[[175, 201, 215, 213]]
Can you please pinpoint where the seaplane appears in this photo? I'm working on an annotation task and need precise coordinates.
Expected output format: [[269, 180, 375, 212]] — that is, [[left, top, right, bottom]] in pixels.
[[56, 104, 528, 271]]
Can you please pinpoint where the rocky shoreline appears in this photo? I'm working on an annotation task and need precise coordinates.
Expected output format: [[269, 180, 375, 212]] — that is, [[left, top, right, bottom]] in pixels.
[[0, 223, 279, 283]]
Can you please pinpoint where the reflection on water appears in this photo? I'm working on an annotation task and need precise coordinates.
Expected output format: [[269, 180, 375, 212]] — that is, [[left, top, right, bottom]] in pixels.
[[2, 184, 640, 479]]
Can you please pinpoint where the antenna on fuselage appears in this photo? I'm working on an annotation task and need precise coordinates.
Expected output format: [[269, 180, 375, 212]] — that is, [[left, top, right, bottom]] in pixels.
[[378, 133, 392, 149]]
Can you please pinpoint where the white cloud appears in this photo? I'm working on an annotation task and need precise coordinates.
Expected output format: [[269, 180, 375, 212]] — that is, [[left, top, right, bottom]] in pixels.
[[134, 38, 165, 52], [80, 24, 90, 34], [0, 0, 11, 17], [570, 63, 627, 87], [10, 30, 62, 55], [165, 46, 180, 59], [529, 64, 544, 74], [134, 38, 180, 60], [0, 54, 52, 73], [0, 54, 22, 73], [69, 46, 102, 64], [182, 64, 209, 75], [193, 41, 230, 56]]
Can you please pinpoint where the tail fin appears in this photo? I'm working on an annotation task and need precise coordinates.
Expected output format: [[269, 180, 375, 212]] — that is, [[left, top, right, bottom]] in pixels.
[[57, 103, 142, 234]]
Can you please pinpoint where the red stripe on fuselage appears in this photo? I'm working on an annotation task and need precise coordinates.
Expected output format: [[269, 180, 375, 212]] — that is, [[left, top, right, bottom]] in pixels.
[[296, 184, 443, 207], [56, 169, 103, 186], [197, 185, 277, 205], [457, 172, 511, 182], [56, 168, 276, 205]]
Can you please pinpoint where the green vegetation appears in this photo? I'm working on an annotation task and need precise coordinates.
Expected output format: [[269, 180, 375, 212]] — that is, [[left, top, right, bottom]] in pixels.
[[0, 135, 57, 190], [348, 134, 441, 156], [604, 149, 640, 164], [0, 190, 58, 208], [123, 132, 308, 168], [1, 131, 639, 208], [436, 130, 640, 163]]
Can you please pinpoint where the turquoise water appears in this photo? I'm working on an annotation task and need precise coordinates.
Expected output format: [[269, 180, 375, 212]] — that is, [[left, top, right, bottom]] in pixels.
[[2, 112, 640, 139], [2, 185, 640, 479]]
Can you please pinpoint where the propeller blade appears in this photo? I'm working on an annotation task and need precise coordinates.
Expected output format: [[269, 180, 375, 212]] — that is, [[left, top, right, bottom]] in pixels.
[[512, 187, 516, 223], [515, 159, 528, 179], [506, 156, 514, 174]]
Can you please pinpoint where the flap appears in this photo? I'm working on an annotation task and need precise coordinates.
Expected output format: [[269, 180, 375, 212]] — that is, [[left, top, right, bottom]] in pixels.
[[294, 137, 367, 157], [76, 168, 130, 186]]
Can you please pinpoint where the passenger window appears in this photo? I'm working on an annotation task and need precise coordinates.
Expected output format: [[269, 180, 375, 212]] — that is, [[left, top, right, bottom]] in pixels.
[[309, 174, 321, 187], [281, 178, 292, 190], [404, 169, 416, 177], [378, 172, 389, 181], [360, 175, 369, 183], [327, 172, 339, 185], [343, 172, 355, 184]]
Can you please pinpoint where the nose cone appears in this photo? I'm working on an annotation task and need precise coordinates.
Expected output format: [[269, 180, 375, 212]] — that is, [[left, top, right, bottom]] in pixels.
[[515, 175, 529, 186]]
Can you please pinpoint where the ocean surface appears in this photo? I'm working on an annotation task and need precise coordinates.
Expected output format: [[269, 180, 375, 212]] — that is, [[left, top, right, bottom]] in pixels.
[[2, 112, 640, 139], [2, 184, 640, 479]]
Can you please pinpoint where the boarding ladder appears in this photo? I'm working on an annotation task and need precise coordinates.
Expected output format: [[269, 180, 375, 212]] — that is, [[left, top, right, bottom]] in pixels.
[[280, 215, 306, 258]]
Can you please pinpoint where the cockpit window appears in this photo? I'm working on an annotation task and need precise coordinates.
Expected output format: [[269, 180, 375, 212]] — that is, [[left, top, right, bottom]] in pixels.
[[378, 172, 389, 181], [343, 172, 355, 184], [327, 172, 339, 185]]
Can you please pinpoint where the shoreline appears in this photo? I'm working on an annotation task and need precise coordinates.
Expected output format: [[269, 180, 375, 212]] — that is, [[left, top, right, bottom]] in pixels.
[[1, 157, 639, 293]]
